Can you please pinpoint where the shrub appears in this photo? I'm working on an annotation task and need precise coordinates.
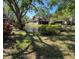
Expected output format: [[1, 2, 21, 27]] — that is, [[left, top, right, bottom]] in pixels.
[[38, 25, 61, 36], [3, 21, 13, 36]]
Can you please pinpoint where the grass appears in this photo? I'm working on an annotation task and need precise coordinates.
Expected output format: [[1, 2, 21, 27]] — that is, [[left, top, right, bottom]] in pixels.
[[25, 23, 42, 28], [4, 24, 75, 59], [32, 33, 74, 59], [12, 30, 26, 36], [16, 37, 30, 49]]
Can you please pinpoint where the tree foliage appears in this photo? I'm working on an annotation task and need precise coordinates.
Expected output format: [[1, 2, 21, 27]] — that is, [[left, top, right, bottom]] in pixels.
[[4, 0, 45, 30], [49, 0, 75, 20]]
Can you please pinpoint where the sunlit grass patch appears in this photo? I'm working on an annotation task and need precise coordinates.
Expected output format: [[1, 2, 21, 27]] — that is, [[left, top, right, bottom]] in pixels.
[[12, 30, 26, 36], [16, 37, 30, 49]]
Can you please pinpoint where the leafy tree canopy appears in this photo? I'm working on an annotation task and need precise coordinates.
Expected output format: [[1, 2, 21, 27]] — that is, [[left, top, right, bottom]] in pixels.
[[49, 0, 75, 20]]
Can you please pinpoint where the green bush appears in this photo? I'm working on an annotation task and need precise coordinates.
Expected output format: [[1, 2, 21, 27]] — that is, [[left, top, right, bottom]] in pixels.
[[38, 25, 61, 36], [60, 25, 75, 32]]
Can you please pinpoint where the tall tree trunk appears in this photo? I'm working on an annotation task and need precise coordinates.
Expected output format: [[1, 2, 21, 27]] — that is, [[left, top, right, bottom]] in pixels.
[[17, 16, 24, 30], [19, 19, 23, 30]]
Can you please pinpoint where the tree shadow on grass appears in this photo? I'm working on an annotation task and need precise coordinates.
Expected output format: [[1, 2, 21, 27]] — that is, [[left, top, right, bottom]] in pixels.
[[31, 34, 64, 59], [3, 36, 16, 49], [3, 32, 28, 49], [3, 31, 64, 59], [65, 43, 75, 53], [33, 43, 64, 59], [3, 43, 33, 59], [46, 34, 75, 42]]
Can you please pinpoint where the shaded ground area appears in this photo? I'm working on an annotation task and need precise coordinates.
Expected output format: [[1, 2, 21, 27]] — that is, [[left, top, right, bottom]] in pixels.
[[3, 25, 75, 59]]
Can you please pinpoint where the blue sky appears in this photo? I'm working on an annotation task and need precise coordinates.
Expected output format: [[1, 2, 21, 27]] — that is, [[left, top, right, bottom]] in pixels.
[[26, 10, 36, 19], [49, 5, 58, 14], [26, 0, 58, 19]]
